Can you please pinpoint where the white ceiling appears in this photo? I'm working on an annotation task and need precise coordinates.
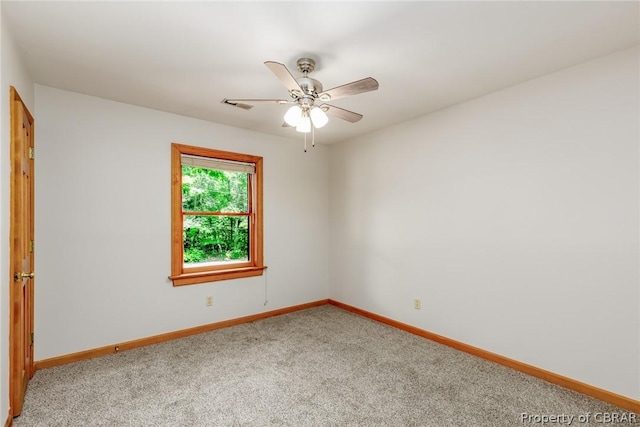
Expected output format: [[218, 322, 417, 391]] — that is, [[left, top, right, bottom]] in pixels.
[[3, 1, 639, 144]]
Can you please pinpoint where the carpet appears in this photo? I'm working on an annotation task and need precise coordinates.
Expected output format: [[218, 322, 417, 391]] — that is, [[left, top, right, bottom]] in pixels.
[[13, 305, 638, 426]]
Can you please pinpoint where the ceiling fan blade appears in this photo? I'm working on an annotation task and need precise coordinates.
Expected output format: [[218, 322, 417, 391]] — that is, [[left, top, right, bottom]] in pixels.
[[318, 77, 379, 101], [264, 61, 304, 96], [322, 104, 363, 123], [221, 98, 290, 110]]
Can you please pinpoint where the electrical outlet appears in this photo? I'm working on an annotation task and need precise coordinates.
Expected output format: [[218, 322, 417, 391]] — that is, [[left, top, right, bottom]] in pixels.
[[205, 296, 213, 307], [414, 298, 421, 310]]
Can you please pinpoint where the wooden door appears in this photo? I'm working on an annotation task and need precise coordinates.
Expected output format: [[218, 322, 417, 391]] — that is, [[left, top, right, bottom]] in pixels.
[[9, 86, 35, 417]]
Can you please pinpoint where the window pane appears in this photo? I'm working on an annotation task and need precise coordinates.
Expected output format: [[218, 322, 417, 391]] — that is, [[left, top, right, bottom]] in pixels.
[[182, 166, 249, 213], [183, 215, 249, 266]]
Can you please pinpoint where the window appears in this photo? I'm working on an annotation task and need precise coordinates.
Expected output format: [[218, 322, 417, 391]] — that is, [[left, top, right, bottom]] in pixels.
[[170, 143, 265, 286]]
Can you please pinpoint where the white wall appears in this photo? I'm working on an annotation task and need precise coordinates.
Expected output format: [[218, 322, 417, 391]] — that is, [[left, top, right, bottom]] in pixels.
[[1, 8, 35, 421], [329, 47, 639, 399], [34, 85, 329, 360]]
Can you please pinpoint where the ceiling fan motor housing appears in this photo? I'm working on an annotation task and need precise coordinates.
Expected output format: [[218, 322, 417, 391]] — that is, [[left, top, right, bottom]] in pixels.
[[295, 77, 323, 97], [292, 58, 323, 98]]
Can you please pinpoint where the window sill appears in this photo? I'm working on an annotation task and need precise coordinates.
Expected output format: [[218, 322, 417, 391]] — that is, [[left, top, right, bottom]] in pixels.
[[170, 266, 267, 286]]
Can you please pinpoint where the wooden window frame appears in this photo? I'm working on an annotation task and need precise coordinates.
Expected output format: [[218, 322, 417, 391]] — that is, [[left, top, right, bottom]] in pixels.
[[170, 143, 265, 286]]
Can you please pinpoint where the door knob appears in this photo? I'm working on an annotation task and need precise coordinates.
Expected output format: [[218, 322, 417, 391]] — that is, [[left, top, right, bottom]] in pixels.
[[13, 272, 34, 281]]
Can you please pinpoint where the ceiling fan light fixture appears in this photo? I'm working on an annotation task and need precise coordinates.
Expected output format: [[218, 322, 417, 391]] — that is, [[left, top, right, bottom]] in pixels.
[[296, 114, 311, 133], [310, 106, 328, 128], [284, 105, 302, 127]]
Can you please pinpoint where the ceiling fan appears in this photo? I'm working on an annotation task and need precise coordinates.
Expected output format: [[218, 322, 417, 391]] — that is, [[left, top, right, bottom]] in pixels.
[[222, 57, 379, 150]]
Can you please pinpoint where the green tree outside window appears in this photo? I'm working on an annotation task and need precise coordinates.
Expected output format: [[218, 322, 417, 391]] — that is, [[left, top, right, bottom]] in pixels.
[[182, 166, 250, 265]]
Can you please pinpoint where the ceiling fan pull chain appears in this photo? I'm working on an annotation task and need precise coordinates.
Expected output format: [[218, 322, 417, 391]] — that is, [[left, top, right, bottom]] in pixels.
[[312, 125, 315, 148], [304, 132, 307, 152]]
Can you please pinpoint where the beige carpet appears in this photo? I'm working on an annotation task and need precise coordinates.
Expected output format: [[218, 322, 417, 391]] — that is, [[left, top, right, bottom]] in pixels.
[[14, 305, 638, 426]]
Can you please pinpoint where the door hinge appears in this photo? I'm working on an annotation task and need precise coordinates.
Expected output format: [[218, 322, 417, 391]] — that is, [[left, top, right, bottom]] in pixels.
[[30, 332, 34, 345], [29, 147, 34, 159], [29, 240, 34, 253]]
